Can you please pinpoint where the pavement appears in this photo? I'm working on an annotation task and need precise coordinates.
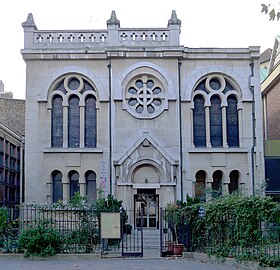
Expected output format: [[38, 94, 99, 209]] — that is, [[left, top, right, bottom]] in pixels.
[[0, 256, 240, 270]]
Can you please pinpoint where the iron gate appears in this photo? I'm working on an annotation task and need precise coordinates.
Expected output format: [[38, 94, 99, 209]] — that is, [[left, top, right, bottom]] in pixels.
[[160, 208, 190, 257], [121, 209, 143, 257]]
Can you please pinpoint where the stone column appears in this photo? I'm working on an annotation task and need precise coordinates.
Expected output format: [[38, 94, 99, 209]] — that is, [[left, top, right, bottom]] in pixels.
[[205, 106, 211, 147], [80, 106, 85, 148], [222, 106, 228, 148], [63, 106, 68, 148]]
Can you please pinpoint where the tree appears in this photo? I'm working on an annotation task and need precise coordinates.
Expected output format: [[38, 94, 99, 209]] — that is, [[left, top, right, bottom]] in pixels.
[[261, 2, 280, 20]]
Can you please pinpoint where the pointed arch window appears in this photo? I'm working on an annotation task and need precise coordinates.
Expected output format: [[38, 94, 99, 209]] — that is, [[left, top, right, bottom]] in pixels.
[[51, 95, 63, 147], [193, 95, 206, 147], [85, 95, 97, 148]]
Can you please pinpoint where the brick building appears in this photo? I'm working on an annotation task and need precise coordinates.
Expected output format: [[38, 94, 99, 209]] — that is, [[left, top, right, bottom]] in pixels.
[[0, 94, 25, 205], [261, 36, 280, 200]]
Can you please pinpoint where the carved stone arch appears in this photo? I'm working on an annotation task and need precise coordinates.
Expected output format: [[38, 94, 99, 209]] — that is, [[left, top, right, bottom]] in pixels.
[[46, 71, 101, 108], [115, 132, 179, 186], [128, 159, 166, 184], [184, 68, 250, 101]]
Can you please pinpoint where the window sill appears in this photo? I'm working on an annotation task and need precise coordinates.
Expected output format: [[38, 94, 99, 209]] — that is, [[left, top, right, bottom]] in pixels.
[[188, 147, 249, 153], [43, 148, 103, 153]]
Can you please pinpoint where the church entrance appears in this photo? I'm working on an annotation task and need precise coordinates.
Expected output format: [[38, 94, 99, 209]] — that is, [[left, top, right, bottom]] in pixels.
[[135, 189, 159, 229]]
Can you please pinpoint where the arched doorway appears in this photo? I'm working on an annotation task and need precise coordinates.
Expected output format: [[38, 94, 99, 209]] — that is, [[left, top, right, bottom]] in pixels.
[[133, 164, 160, 228]]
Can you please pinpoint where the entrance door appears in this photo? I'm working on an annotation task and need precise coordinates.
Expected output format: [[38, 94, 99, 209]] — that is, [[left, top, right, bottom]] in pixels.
[[135, 191, 159, 228]]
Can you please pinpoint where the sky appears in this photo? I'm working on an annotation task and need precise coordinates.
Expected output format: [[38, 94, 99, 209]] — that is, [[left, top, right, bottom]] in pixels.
[[0, 0, 279, 99]]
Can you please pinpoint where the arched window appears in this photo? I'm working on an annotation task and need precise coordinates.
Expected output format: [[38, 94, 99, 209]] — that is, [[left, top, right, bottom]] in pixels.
[[212, 170, 223, 197], [68, 96, 80, 148], [229, 170, 239, 194], [195, 170, 206, 201], [85, 95, 97, 147], [51, 95, 63, 147], [69, 171, 79, 198], [52, 171, 63, 203], [50, 74, 97, 149], [210, 95, 222, 147], [193, 95, 206, 147], [227, 96, 239, 147], [193, 74, 240, 149], [86, 171, 97, 201]]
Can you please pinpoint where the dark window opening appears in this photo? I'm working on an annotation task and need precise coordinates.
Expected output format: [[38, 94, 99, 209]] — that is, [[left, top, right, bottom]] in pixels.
[[227, 95, 239, 147], [210, 95, 222, 147], [193, 95, 206, 147], [86, 171, 96, 201], [85, 95, 97, 148], [68, 96, 80, 148], [69, 171, 79, 198], [229, 170, 239, 194], [52, 171, 63, 203], [51, 95, 63, 147]]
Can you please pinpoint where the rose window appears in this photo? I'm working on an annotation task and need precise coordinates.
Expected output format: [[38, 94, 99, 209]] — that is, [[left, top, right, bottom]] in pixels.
[[125, 75, 166, 118]]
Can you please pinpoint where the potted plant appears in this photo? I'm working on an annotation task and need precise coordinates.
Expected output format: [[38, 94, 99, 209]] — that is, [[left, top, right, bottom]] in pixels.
[[166, 202, 184, 256]]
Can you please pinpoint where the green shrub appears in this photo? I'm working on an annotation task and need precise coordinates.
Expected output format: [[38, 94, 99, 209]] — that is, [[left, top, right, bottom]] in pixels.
[[19, 220, 62, 257]]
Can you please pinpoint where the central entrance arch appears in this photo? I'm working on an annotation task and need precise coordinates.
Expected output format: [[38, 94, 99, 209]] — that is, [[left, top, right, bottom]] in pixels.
[[132, 164, 160, 229]]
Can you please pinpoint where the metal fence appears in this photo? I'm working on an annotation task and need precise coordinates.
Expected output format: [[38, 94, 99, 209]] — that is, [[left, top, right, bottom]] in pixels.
[[0, 205, 144, 256], [160, 208, 280, 266], [0, 205, 123, 254]]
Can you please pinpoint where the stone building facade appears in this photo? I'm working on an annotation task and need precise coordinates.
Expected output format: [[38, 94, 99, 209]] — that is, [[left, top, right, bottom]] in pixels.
[[22, 11, 264, 227]]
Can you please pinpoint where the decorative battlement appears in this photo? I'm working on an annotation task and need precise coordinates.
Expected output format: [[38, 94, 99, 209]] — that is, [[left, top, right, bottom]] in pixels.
[[22, 11, 181, 50]]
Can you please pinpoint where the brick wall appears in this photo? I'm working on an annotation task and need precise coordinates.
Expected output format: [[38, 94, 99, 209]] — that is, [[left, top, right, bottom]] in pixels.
[[266, 79, 280, 140], [0, 98, 25, 136]]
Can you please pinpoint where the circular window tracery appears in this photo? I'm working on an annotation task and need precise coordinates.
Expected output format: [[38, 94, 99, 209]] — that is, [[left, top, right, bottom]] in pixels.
[[125, 75, 166, 118]]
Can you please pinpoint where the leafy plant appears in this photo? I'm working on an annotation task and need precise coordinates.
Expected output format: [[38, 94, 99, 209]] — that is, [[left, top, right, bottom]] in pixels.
[[19, 220, 62, 257]]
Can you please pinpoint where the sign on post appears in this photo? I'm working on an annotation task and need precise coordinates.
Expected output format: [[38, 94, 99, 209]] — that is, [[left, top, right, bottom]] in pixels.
[[100, 212, 121, 239]]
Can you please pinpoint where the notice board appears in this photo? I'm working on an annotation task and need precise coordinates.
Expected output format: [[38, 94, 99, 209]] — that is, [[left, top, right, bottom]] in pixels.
[[100, 212, 121, 239]]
